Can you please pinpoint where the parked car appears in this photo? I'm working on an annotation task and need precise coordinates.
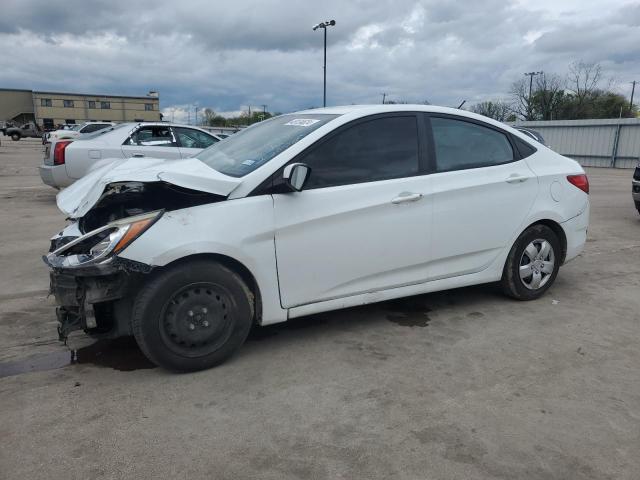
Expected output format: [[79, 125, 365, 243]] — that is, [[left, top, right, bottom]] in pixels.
[[4, 121, 43, 141], [633, 162, 640, 214], [44, 105, 590, 371], [513, 126, 547, 146], [39, 122, 222, 189], [43, 122, 115, 144]]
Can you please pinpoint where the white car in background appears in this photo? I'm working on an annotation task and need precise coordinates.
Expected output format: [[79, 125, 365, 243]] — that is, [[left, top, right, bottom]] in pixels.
[[39, 122, 222, 188], [44, 122, 115, 143], [44, 105, 590, 371]]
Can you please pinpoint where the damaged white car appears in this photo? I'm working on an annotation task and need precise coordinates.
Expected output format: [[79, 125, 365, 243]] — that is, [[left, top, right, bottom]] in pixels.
[[45, 105, 590, 371]]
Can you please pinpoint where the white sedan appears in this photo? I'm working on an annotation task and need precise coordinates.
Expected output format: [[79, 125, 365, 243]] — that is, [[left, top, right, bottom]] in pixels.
[[45, 105, 589, 371], [39, 122, 222, 188], [44, 122, 115, 143]]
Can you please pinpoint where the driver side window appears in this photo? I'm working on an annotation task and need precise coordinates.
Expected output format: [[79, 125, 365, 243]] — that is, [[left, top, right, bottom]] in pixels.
[[301, 115, 420, 189]]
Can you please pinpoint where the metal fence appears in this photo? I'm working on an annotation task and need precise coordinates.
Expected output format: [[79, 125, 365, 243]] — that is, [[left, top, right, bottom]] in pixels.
[[510, 118, 640, 168]]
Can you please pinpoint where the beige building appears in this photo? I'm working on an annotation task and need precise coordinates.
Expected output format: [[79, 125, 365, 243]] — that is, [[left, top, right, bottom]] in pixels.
[[0, 88, 161, 129]]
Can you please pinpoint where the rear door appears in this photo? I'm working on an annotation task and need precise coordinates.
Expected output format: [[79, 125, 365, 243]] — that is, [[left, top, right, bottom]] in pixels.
[[273, 113, 434, 308], [173, 127, 219, 158], [427, 114, 539, 279], [121, 125, 182, 160]]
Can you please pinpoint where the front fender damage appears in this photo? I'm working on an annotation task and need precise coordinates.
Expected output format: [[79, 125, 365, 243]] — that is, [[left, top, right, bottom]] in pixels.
[[47, 179, 227, 342]]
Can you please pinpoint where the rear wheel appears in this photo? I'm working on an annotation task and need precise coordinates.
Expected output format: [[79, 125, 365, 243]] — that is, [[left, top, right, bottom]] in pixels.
[[501, 224, 561, 300], [132, 260, 254, 371]]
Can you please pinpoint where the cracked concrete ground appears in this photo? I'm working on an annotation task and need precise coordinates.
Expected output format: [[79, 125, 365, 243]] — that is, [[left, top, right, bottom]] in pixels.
[[1, 137, 639, 479]]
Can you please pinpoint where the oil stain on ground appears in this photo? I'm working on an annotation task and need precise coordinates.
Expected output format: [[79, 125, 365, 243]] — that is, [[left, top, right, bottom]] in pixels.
[[384, 297, 432, 327], [0, 337, 155, 379]]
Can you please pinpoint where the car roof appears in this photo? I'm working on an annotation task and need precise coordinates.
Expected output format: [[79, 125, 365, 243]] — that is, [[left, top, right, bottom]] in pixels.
[[298, 104, 476, 117], [296, 104, 528, 137]]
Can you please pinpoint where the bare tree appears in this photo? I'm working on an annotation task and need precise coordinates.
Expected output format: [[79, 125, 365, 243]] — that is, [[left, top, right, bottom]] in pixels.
[[200, 108, 216, 126], [533, 73, 565, 120], [470, 100, 511, 121], [567, 61, 602, 104], [509, 78, 534, 120]]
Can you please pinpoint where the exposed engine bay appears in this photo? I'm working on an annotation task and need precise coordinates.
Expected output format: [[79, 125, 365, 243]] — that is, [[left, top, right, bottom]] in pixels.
[[79, 181, 224, 232]]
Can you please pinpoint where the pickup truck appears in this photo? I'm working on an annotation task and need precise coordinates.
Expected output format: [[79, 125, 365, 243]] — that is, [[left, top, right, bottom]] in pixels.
[[4, 122, 43, 141]]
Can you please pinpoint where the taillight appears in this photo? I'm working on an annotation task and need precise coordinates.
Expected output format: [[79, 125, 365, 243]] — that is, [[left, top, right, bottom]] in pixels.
[[53, 140, 72, 165], [567, 174, 589, 194]]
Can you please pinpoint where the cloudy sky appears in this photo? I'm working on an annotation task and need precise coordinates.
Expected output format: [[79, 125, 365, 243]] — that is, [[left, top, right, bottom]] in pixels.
[[1, 0, 638, 122]]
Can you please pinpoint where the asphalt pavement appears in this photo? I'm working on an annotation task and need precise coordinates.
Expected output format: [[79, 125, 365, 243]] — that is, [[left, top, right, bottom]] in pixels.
[[1, 136, 639, 479]]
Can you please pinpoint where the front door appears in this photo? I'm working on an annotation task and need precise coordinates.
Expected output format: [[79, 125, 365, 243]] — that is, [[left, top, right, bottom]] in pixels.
[[273, 114, 433, 308]]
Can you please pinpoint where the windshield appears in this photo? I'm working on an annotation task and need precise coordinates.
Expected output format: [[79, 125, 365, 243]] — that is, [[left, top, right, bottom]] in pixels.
[[196, 113, 339, 177], [70, 125, 83, 131]]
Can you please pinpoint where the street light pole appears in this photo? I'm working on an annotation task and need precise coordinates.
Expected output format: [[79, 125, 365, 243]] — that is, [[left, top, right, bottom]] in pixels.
[[630, 80, 637, 112], [524, 71, 543, 120], [313, 20, 336, 108], [323, 26, 327, 107]]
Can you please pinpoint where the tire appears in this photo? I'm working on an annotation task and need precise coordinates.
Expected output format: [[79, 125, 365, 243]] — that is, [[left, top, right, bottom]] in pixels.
[[501, 224, 561, 300], [11, 133, 20, 141], [132, 260, 254, 371]]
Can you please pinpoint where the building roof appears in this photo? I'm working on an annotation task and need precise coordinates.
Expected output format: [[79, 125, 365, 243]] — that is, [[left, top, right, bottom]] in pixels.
[[0, 87, 158, 101]]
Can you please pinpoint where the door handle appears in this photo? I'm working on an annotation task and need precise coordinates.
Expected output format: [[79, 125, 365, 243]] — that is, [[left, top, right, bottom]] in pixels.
[[132, 154, 145, 158], [505, 174, 529, 183], [391, 192, 423, 204]]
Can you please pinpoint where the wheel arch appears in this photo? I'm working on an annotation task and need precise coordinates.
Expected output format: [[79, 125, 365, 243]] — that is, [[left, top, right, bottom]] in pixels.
[[522, 219, 567, 264], [158, 253, 263, 323]]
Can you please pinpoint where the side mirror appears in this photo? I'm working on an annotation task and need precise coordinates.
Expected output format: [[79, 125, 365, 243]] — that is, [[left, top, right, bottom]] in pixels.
[[283, 163, 311, 192]]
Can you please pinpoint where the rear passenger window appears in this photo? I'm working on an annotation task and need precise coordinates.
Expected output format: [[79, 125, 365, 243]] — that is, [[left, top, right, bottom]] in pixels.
[[513, 136, 536, 158], [431, 117, 514, 172], [174, 127, 218, 149], [302, 116, 419, 189], [124, 126, 177, 147]]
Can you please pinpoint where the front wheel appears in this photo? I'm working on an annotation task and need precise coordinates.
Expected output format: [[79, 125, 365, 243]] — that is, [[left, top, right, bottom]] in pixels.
[[132, 260, 254, 371], [501, 224, 561, 300], [11, 133, 20, 141]]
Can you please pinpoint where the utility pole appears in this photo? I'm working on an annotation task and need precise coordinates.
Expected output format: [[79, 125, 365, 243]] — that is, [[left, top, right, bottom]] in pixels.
[[630, 80, 637, 112], [261, 104, 267, 121], [194, 105, 198, 125], [248, 105, 251, 126], [381, 93, 386, 104], [524, 71, 543, 120], [313, 20, 336, 107]]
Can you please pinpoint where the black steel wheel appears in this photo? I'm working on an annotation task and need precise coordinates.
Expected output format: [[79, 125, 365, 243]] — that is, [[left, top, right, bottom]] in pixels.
[[132, 260, 254, 371], [160, 283, 235, 358]]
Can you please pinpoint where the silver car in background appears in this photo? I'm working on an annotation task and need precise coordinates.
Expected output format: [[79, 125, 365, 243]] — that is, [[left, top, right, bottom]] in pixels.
[[43, 122, 115, 144], [39, 122, 223, 189]]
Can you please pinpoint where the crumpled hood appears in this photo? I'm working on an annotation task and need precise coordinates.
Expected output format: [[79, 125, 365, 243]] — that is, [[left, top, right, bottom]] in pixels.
[[57, 156, 242, 218]]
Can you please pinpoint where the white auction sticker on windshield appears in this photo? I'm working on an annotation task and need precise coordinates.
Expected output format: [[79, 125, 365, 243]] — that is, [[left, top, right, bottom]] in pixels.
[[284, 118, 320, 127]]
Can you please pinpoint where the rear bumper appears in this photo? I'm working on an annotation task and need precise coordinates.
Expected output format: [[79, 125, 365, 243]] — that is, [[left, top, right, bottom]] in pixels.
[[562, 203, 590, 263], [632, 180, 640, 206], [38, 164, 70, 189]]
